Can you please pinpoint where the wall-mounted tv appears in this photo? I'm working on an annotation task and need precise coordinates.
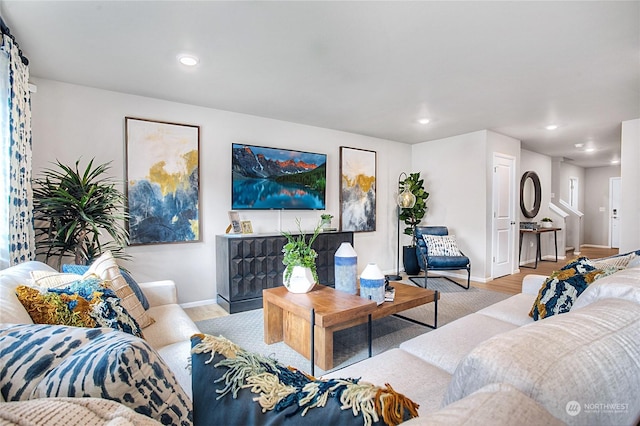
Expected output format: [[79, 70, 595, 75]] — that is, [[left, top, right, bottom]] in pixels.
[[232, 143, 327, 210]]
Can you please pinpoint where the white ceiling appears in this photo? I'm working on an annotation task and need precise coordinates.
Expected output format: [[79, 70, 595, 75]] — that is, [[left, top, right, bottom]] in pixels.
[[2, 1, 639, 168]]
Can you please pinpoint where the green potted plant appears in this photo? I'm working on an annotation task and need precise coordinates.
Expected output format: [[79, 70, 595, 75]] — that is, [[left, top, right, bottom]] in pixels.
[[320, 213, 334, 230], [32, 158, 130, 268], [398, 172, 429, 275], [540, 217, 553, 228], [282, 219, 321, 293]]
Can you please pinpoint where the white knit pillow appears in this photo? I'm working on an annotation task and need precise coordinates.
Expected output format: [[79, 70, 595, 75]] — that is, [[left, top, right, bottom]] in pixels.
[[424, 234, 462, 256], [85, 251, 154, 328]]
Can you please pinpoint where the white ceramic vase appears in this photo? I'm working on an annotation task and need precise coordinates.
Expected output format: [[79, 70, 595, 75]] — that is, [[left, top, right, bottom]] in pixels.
[[335, 242, 358, 294], [360, 262, 385, 305], [284, 266, 316, 293]]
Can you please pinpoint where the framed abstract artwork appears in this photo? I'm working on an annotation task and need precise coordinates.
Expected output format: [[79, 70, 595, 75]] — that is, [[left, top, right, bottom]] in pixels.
[[125, 117, 201, 245], [339, 147, 376, 232]]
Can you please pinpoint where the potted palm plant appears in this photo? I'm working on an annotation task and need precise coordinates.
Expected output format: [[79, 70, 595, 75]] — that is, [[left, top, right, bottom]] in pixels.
[[398, 172, 429, 275], [281, 219, 321, 293], [32, 158, 130, 268]]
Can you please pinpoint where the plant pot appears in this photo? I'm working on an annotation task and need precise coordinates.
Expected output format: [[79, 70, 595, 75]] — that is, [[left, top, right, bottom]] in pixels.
[[283, 266, 316, 293], [403, 246, 420, 276], [541, 221, 553, 228]]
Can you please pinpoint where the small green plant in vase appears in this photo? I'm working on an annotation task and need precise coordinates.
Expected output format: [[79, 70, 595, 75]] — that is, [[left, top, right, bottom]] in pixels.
[[282, 219, 321, 293], [540, 217, 553, 228], [320, 213, 333, 229]]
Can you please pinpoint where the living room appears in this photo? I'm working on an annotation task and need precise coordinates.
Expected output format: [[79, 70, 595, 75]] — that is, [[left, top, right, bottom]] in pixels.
[[2, 2, 640, 425], [2, 1, 638, 308]]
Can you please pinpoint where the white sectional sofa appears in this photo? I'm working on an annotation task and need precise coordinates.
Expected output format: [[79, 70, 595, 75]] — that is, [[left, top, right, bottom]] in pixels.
[[0, 260, 199, 399], [325, 263, 640, 425]]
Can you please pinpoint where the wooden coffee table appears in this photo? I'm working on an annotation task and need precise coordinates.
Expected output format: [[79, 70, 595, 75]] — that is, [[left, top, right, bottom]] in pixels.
[[263, 282, 438, 372]]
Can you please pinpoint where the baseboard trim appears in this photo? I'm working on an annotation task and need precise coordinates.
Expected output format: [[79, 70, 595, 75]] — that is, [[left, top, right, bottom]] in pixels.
[[180, 298, 217, 309], [580, 244, 612, 249]]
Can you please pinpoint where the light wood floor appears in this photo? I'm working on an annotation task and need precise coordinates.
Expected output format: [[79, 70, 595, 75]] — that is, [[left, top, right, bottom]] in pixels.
[[184, 245, 618, 322]]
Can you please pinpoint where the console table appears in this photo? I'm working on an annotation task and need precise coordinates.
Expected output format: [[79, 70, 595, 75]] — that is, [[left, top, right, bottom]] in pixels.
[[519, 227, 561, 269], [216, 231, 354, 313]]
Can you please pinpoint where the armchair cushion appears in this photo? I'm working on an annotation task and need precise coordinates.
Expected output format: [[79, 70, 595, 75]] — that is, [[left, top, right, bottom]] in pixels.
[[428, 255, 470, 269]]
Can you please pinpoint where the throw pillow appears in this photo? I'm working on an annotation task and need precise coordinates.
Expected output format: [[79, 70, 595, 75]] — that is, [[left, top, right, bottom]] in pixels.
[[30, 270, 83, 289], [15, 276, 143, 338], [190, 334, 419, 426], [0, 323, 192, 425], [529, 257, 603, 320], [592, 252, 637, 270], [63, 263, 150, 310], [424, 234, 463, 256], [86, 251, 154, 328]]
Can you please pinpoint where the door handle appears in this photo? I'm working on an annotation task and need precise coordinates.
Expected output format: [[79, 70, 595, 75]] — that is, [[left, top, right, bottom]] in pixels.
[[510, 221, 516, 225]]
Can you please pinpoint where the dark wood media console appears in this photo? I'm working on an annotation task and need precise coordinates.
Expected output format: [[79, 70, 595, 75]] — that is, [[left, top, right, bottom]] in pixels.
[[216, 231, 354, 313]]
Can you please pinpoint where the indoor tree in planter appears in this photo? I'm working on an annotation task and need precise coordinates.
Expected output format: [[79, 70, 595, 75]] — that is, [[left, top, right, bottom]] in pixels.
[[32, 158, 130, 268], [398, 172, 429, 275]]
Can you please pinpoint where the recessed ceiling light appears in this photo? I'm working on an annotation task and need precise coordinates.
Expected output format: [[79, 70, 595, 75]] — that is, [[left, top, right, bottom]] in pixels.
[[418, 118, 430, 125], [545, 124, 558, 131], [585, 148, 595, 153], [177, 54, 199, 67], [611, 159, 620, 164], [574, 143, 584, 148]]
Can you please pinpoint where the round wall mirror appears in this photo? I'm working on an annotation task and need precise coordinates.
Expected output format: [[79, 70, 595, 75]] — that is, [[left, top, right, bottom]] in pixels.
[[520, 171, 541, 218]]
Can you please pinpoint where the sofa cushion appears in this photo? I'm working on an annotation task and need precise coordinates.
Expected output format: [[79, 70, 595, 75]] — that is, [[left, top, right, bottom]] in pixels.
[[63, 263, 150, 310], [403, 383, 563, 426], [0, 261, 55, 324], [0, 323, 192, 425], [15, 277, 143, 337], [476, 292, 536, 326], [191, 334, 419, 425], [0, 397, 161, 425], [444, 298, 640, 425], [529, 256, 600, 320], [144, 304, 200, 349], [323, 348, 452, 415], [86, 251, 154, 328], [399, 313, 518, 375]]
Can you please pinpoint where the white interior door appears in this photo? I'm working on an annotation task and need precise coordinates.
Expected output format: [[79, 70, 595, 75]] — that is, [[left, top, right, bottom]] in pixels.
[[492, 154, 516, 278], [610, 177, 621, 248]]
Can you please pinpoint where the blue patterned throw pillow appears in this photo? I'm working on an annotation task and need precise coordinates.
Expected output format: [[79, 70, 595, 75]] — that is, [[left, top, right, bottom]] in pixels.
[[0, 323, 192, 425], [529, 257, 604, 320], [62, 263, 150, 310]]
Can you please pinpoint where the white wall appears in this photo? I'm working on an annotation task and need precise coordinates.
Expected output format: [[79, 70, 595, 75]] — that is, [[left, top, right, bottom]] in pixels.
[[410, 130, 520, 281], [30, 78, 411, 304], [620, 118, 640, 252], [519, 150, 559, 262], [583, 165, 620, 247]]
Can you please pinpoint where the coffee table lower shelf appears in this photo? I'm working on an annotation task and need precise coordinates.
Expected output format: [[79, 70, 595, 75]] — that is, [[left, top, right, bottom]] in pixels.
[[263, 283, 439, 375]]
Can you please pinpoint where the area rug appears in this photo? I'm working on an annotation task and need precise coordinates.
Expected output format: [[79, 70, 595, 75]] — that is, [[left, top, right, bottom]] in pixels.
[[195, 278, 511, 376]]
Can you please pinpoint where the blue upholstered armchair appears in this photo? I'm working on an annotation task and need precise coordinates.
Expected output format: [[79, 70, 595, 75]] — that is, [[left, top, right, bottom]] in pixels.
[[411, 226, 471, 290]]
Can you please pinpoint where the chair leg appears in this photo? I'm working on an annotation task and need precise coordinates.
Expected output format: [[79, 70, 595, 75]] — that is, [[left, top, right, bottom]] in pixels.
[[409, 275, 425, 288]]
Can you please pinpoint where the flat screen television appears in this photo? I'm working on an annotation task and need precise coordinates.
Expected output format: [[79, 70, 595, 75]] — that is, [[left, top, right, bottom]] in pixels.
[[232, 143, 327, 210]]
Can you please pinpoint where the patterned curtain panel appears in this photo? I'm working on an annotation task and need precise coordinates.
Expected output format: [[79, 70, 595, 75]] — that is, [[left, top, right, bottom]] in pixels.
[[0, 33, 34, 268]]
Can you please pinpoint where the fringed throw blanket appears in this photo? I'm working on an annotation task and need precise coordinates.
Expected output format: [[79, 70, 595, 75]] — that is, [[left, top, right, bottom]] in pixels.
[[191, 334, 419, 426]]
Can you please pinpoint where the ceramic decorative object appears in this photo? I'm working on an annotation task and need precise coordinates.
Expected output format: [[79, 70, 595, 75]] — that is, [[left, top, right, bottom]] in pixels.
[[360, 262, 385, 305], [335, 242, 357, 294], [284, 266, 316, 293]]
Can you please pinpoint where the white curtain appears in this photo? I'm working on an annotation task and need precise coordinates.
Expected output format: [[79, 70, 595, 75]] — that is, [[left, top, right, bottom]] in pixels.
[[0, 32, 34, 268]]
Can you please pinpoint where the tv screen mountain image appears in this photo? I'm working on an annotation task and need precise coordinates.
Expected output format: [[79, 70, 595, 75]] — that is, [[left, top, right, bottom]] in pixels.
[[232, 144, 327, 210]]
